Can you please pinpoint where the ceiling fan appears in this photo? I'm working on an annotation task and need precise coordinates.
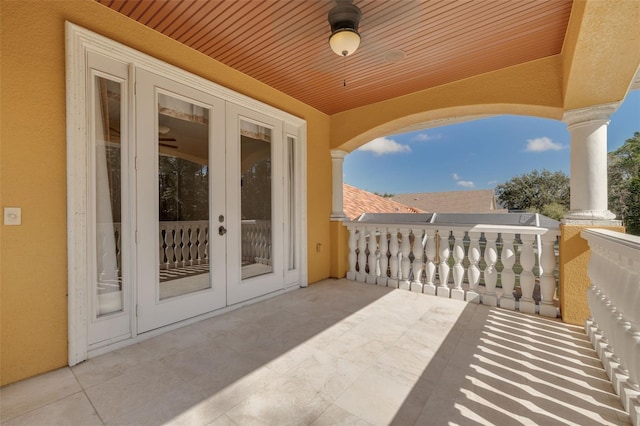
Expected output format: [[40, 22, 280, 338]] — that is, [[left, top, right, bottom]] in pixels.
[[158, 125, 178, 149], [109, 125, 178, 149]]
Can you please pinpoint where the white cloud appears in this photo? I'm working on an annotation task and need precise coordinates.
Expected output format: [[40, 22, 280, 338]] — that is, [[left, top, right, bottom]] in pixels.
[[358, 137, 411, 156], [411, 132, 440, 142], [487, 180, 498, 185], [452, 172, 474, 188], [525, 137, 564, 152]]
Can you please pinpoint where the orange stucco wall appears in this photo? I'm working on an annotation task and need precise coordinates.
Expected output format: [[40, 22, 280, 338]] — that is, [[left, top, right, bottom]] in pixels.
[[559, 224, 625, 326], [330, 56, 565, 152], [562, 0, 640, 110], [0, 0, 331, 385]]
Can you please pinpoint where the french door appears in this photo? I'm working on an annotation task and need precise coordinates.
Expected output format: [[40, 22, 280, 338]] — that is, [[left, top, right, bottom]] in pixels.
[[135, 71, 289, 332], [68, 23, 306, 363], [136, 70, 227, 333], [226, 104, 285, 305]]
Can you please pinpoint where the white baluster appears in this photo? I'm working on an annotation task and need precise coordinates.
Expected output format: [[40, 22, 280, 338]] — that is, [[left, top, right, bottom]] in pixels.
[[367, 226, 378, 285], [500, 234, 517, 310], [539, 233, 559, 317], [204, 225, 209, 263], [424, 230, 437, 295], [357, 226, 367, 282], [388, 228, 399, 288], [166, 227, 176, 269], [437, 230, 450, 298], [519, 233, 537, 314], [451, 230, 465, 300], [377, 227, 389, 286], [466, 232, 481, 303], [411, 228, 425, 293], [483, 232, 498, 306], [266, 221, 272, 265], [399, 228, 412, 291], [347, 225, 357, 281]]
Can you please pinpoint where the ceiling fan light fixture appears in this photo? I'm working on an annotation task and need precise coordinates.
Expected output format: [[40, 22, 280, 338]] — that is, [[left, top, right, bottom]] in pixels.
[[329, 29, 361, 57], [328, 1, 362, 57]]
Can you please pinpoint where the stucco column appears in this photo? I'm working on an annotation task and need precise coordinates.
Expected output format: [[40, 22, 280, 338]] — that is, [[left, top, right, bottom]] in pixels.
[[562, 103, 619, 222], [330, 149, 348, 221], [559, 103, 624, 325], [329, 149, 349, 278]]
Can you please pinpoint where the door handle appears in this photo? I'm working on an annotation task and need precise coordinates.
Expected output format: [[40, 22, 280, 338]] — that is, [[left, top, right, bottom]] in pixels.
[[218, 225, 227, 236]]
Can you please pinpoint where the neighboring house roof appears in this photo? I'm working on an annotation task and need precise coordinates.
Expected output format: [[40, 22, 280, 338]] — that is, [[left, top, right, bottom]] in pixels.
[[343, 184, 422, 220], [391, 189, 507, 214]]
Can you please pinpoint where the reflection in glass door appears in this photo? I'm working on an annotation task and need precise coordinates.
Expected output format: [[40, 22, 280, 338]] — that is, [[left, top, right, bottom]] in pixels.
[[157, 93, 211, 300], [240, 120, 273, 280]]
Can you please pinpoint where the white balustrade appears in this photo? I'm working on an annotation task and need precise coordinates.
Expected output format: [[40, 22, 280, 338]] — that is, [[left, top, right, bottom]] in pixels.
[[583, 229, 640, 425], [241, 220, 272, 266], [451, 230, 465, 300], [424, 231, 437, 295], [357, 226, 368, 282], [367, 226, 378, 284], [399, 228, 412, 290], [388, 229, 399, 288], [411, 227, 425, 293], [377, 227, 389, 286], [437, 231, 451, 298], [539, 233, 559, 317], [483, 232, 498, 306], [518, 234, 537, 314], [109, 220, 275, 274], [347, 226, 358, 281], [344, 221, 560, 318], [500, 236, 517, 310], [159, 220, 209, 270], [466, 234, 481, 303]]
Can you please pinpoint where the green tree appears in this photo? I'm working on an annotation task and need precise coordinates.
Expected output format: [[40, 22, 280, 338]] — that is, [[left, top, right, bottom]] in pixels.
[[495, 170, 570, 216], [608, 132, 640, 235]]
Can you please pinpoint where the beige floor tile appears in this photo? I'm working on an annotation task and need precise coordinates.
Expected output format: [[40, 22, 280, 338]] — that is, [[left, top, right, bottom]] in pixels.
[[311, 404, 372, 426], [72, 343, 155, 389], [205, 414, 239, 426], [0, 368, 81, 422], [225, 374, 332, 426], [106, 380, 223, 426], [136, 325, 210, 358], [1, 392, 102, 426], [84, 361, 187, 423], [333, 370, 415, 426], [189, 366, 283, 415], [285, 349, 366, 401], [1, 280, 630, 426]]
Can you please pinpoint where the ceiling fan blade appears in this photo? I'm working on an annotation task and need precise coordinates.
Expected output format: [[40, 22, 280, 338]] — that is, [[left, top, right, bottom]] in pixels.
[[159, 142, 178, 149]]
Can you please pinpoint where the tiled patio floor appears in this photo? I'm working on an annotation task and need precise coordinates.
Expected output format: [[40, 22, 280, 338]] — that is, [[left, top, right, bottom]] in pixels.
[[0, 279, 630, 425]]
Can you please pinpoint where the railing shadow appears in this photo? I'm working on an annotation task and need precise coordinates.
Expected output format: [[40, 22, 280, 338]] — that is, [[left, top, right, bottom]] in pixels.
[[391, 304, 628, 425]]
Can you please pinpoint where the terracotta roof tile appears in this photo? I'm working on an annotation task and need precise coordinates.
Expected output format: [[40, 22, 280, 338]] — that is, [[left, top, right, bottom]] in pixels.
[[343, 184, 422, 220]]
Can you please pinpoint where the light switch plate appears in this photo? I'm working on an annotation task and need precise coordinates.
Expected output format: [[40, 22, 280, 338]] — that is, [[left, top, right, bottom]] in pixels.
[[4, 207, 22, 225]]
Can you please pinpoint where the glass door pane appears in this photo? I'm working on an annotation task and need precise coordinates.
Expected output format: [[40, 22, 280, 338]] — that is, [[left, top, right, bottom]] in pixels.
[[240, 120, 273, 279], [157, 93, 211, 300], [94, 76, 123, 317]]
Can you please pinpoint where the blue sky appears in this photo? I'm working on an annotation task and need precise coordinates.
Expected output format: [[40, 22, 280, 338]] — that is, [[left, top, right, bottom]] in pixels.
[[344, 90, 640, 195]]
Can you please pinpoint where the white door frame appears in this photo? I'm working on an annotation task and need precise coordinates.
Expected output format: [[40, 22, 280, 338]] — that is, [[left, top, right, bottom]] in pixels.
[[66, 22, 307, 366]]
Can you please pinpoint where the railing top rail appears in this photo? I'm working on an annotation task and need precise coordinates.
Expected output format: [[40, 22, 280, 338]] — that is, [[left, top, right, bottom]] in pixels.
[[582, 228, 640, 261], [344, 220, 557, 236]]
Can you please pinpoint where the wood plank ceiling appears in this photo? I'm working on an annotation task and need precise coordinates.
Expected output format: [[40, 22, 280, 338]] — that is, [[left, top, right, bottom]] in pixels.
[[97, 0, 573, 115]]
